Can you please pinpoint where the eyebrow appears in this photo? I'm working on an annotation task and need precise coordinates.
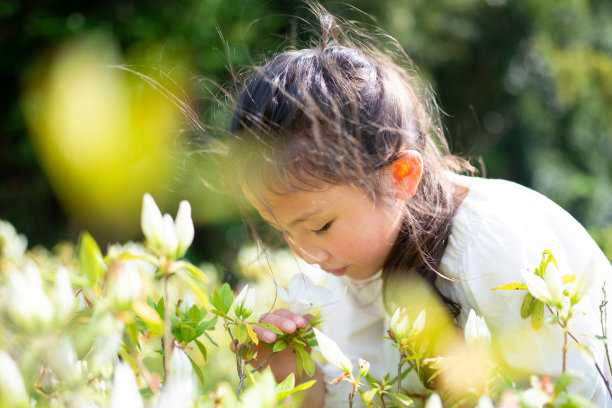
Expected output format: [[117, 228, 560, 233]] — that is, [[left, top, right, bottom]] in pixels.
[[288, 207, 324, 227]]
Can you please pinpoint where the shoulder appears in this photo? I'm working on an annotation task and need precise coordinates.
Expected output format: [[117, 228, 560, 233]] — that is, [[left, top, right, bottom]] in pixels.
[[439, 175, 611, 322], [444, 175, 598, 270]]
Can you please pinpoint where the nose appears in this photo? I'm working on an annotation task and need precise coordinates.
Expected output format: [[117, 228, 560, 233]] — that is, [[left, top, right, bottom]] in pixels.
[[285, 235, 329, 265]]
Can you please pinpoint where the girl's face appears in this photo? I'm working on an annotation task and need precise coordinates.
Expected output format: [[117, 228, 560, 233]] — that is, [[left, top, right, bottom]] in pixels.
[[248, 183, 404, 280]]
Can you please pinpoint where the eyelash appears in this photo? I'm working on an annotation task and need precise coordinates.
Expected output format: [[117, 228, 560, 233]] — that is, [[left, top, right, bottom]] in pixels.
[[314, 221, 332, 234]]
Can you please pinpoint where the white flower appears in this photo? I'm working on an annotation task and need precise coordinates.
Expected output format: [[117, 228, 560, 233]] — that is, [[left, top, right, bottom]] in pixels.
[[45, 336, 79, 384], [277, 274, 332, 314], [570, 259, 596, 305], [141, 193, 194, 259], [521, 263, 564, 308], [234, 284, 256, 320], [111, 362, 144, 408], [390, 308, 426, 342], [464, 309, 491, 347], [52, 265, 75, 323], [6, 261, 54, 332], [108, 261, 143, 307], [158, 348, 197, 408], [476, 395, 495, 408], [174, 200, 194, 258], [179, 294, 195, 316], [0, 350, 28, 408], [0, 219, 27, 262], [358, 358, 370, 378], [425, 393, 443, 408], [313, 327, 353, 374]]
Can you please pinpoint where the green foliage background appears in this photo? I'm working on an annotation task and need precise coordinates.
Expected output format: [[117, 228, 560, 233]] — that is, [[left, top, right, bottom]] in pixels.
[[1, 0, 611, 268]]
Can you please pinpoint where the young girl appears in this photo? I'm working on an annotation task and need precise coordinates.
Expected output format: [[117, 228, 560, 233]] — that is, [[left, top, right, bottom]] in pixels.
[[226, 8, 612, 407]]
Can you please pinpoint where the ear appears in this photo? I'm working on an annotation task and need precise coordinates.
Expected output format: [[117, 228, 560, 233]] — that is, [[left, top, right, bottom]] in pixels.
[[388, 150, 423, 200]]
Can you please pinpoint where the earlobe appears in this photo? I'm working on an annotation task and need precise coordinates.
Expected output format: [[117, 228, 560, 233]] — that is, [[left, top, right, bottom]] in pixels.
[[390, 150, 423, 200]]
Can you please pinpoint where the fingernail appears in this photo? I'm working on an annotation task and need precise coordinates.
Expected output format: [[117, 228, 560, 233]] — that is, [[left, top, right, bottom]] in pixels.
[[283, 322, 294, 331], [264, 332, 275, 342]]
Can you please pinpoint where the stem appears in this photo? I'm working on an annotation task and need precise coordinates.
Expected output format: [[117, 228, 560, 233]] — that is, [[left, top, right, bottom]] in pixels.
[[600, 285, 612, 376], [162, 272, 172, 383], [546, 305, 612, 400], [562, 326, 568, 373], [228, 327, 246, 396], [397, 353, 404, 393], [348, 385, 356, 408]]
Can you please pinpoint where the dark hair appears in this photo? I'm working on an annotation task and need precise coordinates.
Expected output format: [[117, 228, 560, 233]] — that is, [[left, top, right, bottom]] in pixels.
[[229, 6, 473, 317]]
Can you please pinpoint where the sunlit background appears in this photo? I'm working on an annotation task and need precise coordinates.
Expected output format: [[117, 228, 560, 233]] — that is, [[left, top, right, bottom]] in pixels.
[[1, 0, 611, 281]]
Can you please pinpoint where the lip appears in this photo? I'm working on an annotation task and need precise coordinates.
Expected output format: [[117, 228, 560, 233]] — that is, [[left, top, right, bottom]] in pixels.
[[321, 265, 348, 276]]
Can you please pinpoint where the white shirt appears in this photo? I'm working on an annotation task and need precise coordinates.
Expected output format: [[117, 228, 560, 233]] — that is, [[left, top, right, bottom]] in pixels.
[[320, 176, 612, 407]]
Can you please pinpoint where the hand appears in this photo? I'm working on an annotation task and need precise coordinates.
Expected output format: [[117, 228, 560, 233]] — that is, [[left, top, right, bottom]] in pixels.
[[232, 309, 325, 408], [249, 309, 313, 381]]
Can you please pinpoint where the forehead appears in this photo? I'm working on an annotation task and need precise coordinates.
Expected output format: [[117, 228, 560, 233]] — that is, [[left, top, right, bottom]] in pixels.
[[245, 182, 370, 226]]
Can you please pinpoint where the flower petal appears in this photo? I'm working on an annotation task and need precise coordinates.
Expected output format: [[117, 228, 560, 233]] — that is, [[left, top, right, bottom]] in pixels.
[[313, 327, 353, 374]]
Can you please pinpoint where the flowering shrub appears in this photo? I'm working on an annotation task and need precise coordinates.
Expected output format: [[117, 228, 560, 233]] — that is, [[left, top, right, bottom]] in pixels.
[[0, 196, 610, 407]]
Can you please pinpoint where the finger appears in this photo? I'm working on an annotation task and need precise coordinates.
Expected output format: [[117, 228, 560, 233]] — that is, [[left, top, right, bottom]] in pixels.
[[273, 309, 307, 329], [302, 313, 315, 328], [259, 312, 298, 334]]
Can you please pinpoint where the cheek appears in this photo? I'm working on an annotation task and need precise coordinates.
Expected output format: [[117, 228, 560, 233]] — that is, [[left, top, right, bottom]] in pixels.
[[330, 215, 399, 261]]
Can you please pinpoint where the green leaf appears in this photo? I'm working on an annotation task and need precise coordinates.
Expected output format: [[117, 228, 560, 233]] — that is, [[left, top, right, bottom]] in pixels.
[[209, 309, 232, 321], [156, 297, 165, 319], [272, 341, 288, 353], [531, 300, 545, 330], [388, 392, 414, 406], [275, 373, 295, 394], [211, 283, 233, 314], [235, 324, 248, 344], [276, 378, 317, 401], [194, 339, 208, 362], [78, 231, 106, 286], [554, 371, 573, 396], [181, 325, 196, 343], [521, 292, 536, 318], [252, 322, 284, 335], [188, 304, 200, 321], [147, 296, 156, 310], [360, 388, 377, 407], [187, 355, 205, 387], [203, 331, 218, 347], [294, 346, 315, 377], [492, 282, 527, 291]]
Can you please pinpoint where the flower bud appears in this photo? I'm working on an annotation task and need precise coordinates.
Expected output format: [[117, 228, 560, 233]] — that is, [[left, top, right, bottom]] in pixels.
[[464, 309, 491, 347], [425, 393, 443, 408], [358, 358, 370, 378], [313, 327, 353, 374], [175, 200, 194, 258], [0, 350, 28, 408], [111, 362, 144, 408], [179, 294, 195, 317], [233, 284, 255, 320], [108, 261, 143, 308], [6, 261, 54, 332], [140, 194, 194, 259], [45, 336, 79, 384], [141, 193, 164, 250], [53, 265, 75, 324], [0, 219, 27, 262], [158, 348, 197, 408], [390, 307, 410, 342]]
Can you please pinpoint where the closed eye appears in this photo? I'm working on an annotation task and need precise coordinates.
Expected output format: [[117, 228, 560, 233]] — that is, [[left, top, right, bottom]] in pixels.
[[314, 221, 332, 235]]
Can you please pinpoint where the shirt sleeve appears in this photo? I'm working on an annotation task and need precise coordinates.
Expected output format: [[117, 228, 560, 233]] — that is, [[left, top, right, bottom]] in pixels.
[[439, 177, 612, 405]]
